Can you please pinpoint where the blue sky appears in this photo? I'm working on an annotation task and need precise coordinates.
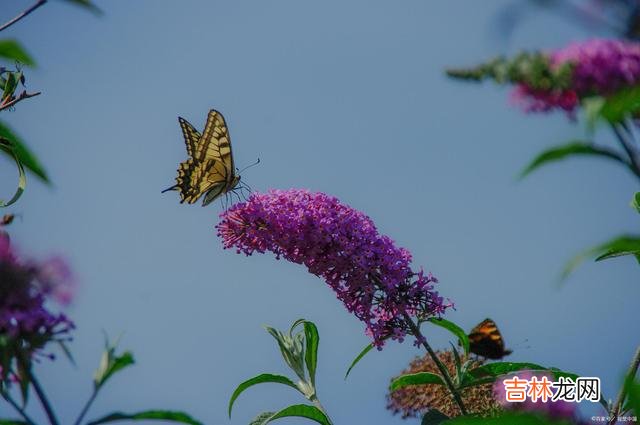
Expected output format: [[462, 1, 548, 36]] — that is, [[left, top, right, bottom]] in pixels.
[[1, 0, 639, 424]]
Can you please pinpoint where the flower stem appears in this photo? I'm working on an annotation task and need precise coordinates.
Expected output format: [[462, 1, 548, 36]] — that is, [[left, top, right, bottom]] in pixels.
[[310, 395, 334, 425], [17, 352, 60, 425], [611, 123, 640, 182], [0, 389, 37, 425], [74, 387, 99, 425], [0, 0, 48, 32], [401, 312, 468, 416], [609, 345, 640, 425]]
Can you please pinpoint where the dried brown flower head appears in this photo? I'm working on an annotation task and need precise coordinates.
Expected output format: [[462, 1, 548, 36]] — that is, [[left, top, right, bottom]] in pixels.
[[387, 350, 501, 419]]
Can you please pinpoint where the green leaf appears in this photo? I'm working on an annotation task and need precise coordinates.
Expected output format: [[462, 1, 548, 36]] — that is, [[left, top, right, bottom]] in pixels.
[[0, 138, 25, 207], [248, 404, 331, 425], [86, 410, 203, 425], [519, 141, 629, 179], [94, 337, 135, 389], [0, 121, 49, 184], [228, 373, 301, 418], [427, 318, 470, 356], [0, 40, 35, 67], [449, 342, 462, 386], [468, 362, 547, 379], [0, 421, 29, 425], [632, 192, 640, 214], [390, 372, 445, 392], [303, 321, 319, 387], [600, 85, 640, 123], [562, 235, 640, 279], [421, 409, 449, 425], [1, 72, 18, 103], [344, 343, 375, 379], [61, 0, 103, 14], [626, 379, 640, 417], [265, 325, 306, 381]]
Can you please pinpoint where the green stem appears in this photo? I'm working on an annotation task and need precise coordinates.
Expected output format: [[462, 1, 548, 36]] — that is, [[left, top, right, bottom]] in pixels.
[[401, 312, 468, 415], [310, 395, 334, 425], [611, 124, 640, 182], [74, 387, 99, 425], [17, 352, 59, 425], [0, 388, 37, 425], [609, 346, 640, 425]]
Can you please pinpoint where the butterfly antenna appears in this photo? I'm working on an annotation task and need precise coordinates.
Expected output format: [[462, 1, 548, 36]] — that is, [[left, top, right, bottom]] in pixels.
[[238, 158, 260, 174], [161, 184, 178, 193]]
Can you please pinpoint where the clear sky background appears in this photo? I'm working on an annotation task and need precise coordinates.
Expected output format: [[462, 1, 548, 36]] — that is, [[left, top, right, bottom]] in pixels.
[[1, 0, 639, 424]]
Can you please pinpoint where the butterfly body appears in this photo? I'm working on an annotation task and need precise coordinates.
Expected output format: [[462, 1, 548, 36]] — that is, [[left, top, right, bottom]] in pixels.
[[468, 318, 512, 360], [163, 109, 239, 206]]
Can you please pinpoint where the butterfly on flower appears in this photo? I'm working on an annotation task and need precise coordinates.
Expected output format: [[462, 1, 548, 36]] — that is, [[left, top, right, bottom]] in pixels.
[[468, 318, 512, 360], [163, 109, 243, 206]]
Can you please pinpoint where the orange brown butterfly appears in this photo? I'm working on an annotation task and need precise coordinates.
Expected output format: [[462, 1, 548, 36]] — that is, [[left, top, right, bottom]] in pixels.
[[468, 318, 512, 360]]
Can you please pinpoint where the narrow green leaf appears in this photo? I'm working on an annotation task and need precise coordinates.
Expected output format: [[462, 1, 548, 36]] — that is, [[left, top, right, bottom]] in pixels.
[[422, 409, 449, 425], [520, 141, 628, 179], [0, 40, 35, 67], [390, 372, 445, 392], [626, 379, 640, 417], [427, 318, 469, 355], [228, 373, 301, 418], [250, 404, 331, 425], [0, 421, 29, 425], [344, 343, 374, 379], [562, 235, 640, 280], [57, 340, 76, 366], [449, 342, 462, 386], [468, 362, 547, 379], [86, 410, 203, 425], [632, 192, 640, 214], [303, 321, 319, 387], [0, 138, 25, 207], [0, 121, 49, 184], [1, 72, 18, 102]]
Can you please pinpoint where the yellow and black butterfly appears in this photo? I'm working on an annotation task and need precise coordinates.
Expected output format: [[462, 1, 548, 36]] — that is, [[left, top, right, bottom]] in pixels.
[[468, 318, 512, 360], [163, 109, 240, 206]]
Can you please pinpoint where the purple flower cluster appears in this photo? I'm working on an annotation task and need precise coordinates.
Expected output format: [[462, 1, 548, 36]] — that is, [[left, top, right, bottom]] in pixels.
[[514, 38, 640, 113], [216, 189, 449, 348], [0, 233, 75, 360]]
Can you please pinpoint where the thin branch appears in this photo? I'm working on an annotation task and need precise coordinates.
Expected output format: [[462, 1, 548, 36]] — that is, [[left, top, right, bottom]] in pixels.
[[401, 312, 469, 416], [0, 0, 48, 33], [73, 387, 98, 425], [0, 389, 37, 425], [0, 91, 41, 112], [609, 346, 640, 425]]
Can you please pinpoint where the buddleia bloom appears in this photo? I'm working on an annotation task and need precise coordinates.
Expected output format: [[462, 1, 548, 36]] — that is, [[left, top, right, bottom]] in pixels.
[[448, 38, 640, 114], [387, 350, 501, 418], [216, 189, 449, 348], [0, 233, 75, 377]]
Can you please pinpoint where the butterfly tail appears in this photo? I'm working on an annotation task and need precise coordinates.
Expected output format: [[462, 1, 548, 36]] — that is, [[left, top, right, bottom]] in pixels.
[[161, 184, 178, 193]]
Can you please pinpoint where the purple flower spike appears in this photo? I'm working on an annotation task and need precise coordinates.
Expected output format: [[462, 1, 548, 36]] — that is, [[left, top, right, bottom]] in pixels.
[[216, 189, 450, 348], [514, 38, 640, 113], [0, 234, 75, 362]]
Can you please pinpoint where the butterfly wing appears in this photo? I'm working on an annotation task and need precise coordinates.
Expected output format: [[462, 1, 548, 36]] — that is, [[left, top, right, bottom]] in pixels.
[[468, 318, 512, 359], [178, 117, 201, 158], [198, 109, 235, 186], [164, 110, 236, 205]]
